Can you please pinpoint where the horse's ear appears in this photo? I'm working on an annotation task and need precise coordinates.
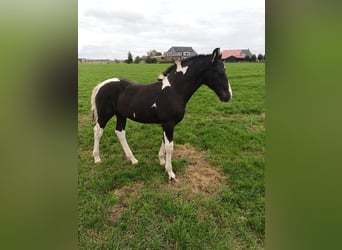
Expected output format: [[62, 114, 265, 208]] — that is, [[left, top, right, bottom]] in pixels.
[[211, 48, 221, 63]]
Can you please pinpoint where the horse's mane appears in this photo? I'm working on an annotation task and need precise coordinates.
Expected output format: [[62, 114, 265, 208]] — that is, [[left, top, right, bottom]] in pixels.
[[159, 54, 209, 79]]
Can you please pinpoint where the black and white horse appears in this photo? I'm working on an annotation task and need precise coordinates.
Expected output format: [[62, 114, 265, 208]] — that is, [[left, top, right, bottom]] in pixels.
[[91, 48, 232, 181]]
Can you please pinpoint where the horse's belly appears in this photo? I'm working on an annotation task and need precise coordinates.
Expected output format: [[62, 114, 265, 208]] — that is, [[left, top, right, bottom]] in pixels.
[[118, 103, 161, 124], [117, 89, 184, 124]]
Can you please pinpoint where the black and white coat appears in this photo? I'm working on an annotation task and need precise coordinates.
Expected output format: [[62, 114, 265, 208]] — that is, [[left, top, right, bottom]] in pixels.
[[91, 48, 232, 180]]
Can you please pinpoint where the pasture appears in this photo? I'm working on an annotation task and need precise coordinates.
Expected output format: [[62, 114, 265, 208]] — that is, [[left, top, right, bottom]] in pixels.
[[78, 62, 265, 249]]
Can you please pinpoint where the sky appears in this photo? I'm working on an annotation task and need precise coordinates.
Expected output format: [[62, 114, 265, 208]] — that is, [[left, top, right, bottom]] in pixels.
[[78, 0, 265, 60]]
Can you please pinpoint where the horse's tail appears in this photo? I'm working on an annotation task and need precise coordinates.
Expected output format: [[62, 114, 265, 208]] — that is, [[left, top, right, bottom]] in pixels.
[[91, 84, 100, 124]]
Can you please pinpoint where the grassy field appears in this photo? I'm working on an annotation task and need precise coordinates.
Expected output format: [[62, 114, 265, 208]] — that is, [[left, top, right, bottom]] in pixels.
[[78, 62, 265, 249]]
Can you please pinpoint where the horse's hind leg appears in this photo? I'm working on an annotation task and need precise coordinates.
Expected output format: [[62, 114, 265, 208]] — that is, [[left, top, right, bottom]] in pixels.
[[93, 123, 103, 163], [158, 140, 166, 165], [93, 111, 114, 163], [115, 114, 138, 165]]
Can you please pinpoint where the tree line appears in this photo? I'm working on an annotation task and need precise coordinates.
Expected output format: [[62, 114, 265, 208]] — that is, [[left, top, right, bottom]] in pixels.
[[126, 50, 163, 64], [126, 50, 265, 64], [246, 54, 265, 62]]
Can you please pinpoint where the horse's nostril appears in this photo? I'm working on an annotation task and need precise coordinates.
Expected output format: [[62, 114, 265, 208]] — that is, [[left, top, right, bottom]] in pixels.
[[220, 95, 229, 102]]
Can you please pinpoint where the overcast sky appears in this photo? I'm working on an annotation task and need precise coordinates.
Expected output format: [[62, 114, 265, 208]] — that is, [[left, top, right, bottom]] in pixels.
[[78, 0, 264, 60]]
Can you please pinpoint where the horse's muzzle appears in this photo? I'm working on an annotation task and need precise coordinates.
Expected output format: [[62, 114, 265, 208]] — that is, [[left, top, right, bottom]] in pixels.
[[220, 96, 229, 102], [219, 93, 231, 102]]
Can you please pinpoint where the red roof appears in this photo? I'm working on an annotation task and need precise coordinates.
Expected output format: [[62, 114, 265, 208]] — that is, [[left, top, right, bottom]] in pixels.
[[221, 50, 245, 59]]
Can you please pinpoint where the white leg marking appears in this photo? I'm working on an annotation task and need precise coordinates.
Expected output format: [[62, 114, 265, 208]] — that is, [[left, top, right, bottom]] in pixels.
[[133, 112, 136, 118], [228, 80, 233, 98], [115, 130, 138, 165], [175, 61, 188, 74], [163, 132, 175, 179], [93, 123, 103, 163], [161, 76, 171, 90], [158, 141, 166, 165]]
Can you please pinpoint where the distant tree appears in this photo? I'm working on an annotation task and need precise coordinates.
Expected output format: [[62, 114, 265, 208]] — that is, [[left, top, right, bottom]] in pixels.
[[147, 50, 162, 57], [127, 51, 133, 64], [245, 55, 251, 62], [146, 57, 157, 64], [263, 54, 266, 61], [134, 56, 141, 64], [251, 54, 257, 62], [257, 54, 264, 62]]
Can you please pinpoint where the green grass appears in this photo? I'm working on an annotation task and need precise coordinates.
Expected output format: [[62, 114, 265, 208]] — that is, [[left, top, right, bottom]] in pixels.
[[78, 62, 265, 249]]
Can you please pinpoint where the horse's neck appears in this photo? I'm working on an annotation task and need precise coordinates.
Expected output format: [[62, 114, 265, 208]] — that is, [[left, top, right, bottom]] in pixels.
[[178, 78, 202, 104], [173, 60, 207, 103]]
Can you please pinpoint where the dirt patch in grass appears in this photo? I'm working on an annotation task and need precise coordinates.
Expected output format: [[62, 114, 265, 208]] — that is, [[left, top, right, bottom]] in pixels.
[[78, 113, 92, 124], [109, 183, 142, 221], [164, 144, 227, 197], [249, 124, 265, 132], [109, 145, 227, 220], [248, 112, 265, 132]]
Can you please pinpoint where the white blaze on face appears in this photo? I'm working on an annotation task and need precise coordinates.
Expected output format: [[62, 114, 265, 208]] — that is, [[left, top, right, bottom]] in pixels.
[[175, 61, 188, 74], [151, 102, 157, 108], [228, 80, 233, 98], [161, 76, 171, 89]]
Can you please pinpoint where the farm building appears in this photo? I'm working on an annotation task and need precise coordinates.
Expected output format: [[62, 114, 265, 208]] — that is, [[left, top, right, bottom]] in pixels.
[[164, 46, 198, 61], [221, 49, 252, 62]]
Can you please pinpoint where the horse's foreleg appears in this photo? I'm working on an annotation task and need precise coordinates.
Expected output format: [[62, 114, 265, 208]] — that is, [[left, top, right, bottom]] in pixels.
[[115, 115, 138, 164], [158, 141, 166, 165], [115, 129, 138, 165], [162, 124, 176, 180], [164, 132, 175, 180], [93, 123, 103, 163]]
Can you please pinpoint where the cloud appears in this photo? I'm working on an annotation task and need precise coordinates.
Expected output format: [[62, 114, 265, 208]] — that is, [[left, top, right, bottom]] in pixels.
[[78, 0, 265, 59]]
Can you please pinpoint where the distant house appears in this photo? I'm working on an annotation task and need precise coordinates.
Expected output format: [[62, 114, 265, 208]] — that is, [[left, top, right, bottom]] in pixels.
[[221, 49, 252, 62], [164, 46, 198, 61]]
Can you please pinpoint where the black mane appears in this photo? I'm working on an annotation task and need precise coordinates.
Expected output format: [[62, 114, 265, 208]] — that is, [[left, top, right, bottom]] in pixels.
[[160, 54, 209, 78]]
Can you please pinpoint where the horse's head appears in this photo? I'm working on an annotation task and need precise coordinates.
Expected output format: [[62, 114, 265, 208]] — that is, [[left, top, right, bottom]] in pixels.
[[203, 48, 232, 102]]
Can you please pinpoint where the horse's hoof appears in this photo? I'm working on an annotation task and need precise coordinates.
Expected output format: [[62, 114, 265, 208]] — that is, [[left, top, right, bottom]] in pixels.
[[131, 159, 138, 165], [94, 158, 101, 163], [168, 174, 178, 183], [159, 160, 166, 165]]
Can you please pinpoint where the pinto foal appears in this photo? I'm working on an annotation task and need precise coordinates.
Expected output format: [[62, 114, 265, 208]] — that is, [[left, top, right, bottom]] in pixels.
[[91, 48, 232, 180]]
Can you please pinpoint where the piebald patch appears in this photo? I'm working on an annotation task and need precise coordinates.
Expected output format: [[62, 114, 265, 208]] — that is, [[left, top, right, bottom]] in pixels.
[[161, 76, 171, 90], [91, 77, 120, 123], [101, 78, 120, 85], [175, 61, 188, 74]]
